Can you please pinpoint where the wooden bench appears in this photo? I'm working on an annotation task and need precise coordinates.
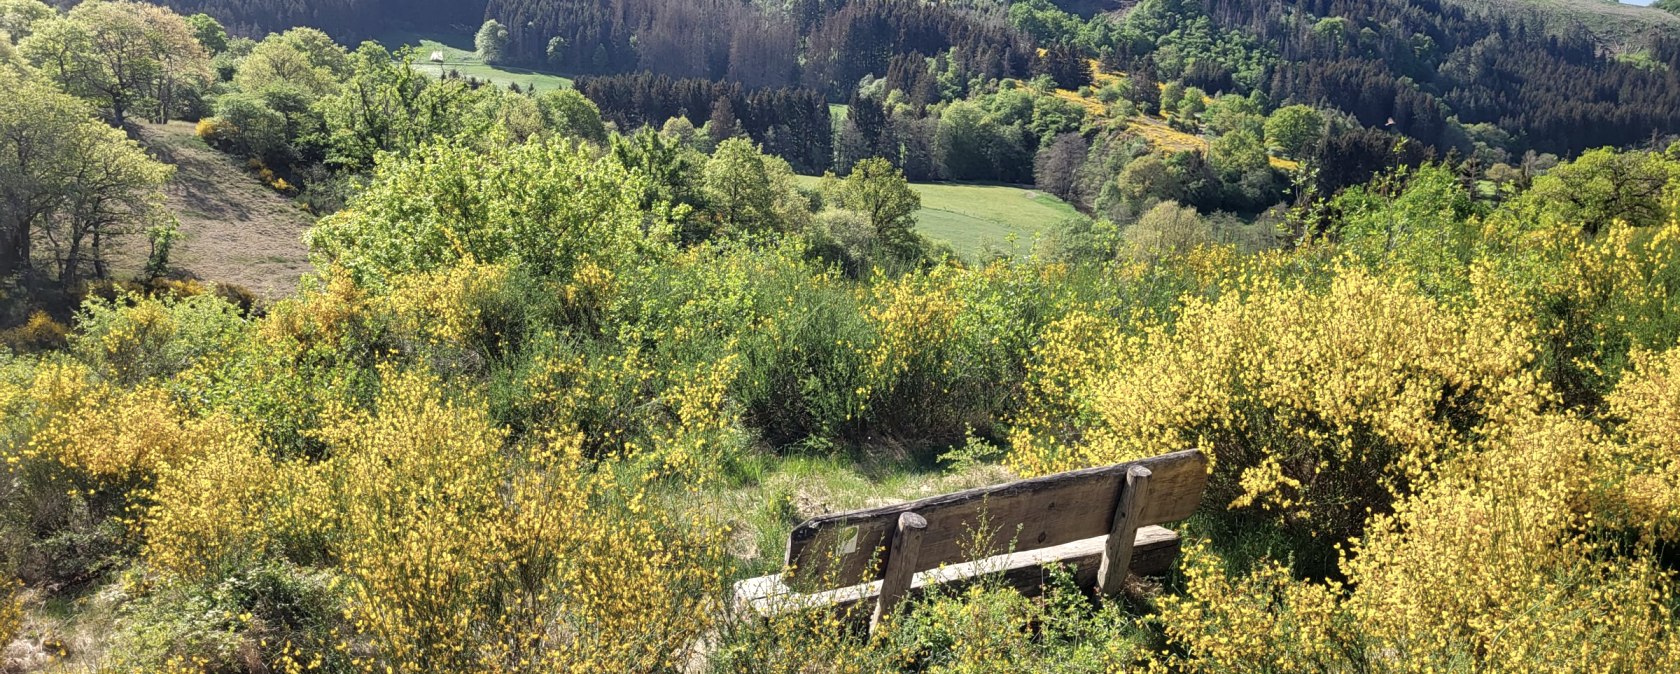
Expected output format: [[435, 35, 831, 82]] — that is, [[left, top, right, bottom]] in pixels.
[[734, 449, 1208, 631]]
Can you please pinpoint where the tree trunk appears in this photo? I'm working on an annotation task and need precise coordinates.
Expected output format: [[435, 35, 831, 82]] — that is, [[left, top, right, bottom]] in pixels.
[[91, 228, 108, 281], [156, 78, 172, 124], [0, 221, 28, 278], [61, 233, 80, 291]]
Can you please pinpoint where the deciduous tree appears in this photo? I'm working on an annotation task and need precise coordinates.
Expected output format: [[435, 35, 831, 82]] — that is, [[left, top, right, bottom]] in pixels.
[[1034, 132, 1088, 202], [832, 157, 921, 251], [21, 1, 210, 124], [703, 138, 778, 235], [234, 33, 338, 100], [475, 19, 509, 65], [1209, 128, 1268, 181], [0, 69, 171, 285], [308, 136, 648, 287], [314, 44, 489, 170], [1264, 105, 1326, 159], [1509, 147, 1680, 237], [535, 88, 606, 144], [1125, 200, 1209, 260], [0, 0, 52, 43], [183, 12, 225, 54]]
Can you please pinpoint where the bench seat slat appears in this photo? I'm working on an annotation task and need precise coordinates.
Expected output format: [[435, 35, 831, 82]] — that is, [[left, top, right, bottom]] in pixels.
[[739, 525, 1182, 618]]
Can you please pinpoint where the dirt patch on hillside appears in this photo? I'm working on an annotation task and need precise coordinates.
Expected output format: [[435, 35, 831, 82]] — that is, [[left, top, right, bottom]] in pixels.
[[131, 122, 315, 300]]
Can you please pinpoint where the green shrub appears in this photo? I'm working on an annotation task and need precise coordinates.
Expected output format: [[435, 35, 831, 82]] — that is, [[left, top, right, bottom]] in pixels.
[[207, 92, 291, 163], [111, 562, 348, 672], [71, 291, 249, 386]]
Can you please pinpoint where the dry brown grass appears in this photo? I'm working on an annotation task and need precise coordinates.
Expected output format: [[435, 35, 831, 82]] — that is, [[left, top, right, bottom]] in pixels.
[[128, 122, 315, 300]]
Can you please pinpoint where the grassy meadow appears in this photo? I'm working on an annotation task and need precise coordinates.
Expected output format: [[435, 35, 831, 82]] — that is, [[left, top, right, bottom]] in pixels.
[[911, 182, 1082, 256], [798, 176, 1082, 258], [377, 30, 575, 91], [132, 122, 315, 298]]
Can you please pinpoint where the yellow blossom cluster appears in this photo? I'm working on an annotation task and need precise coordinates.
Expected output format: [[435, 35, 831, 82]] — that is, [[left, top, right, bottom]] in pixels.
[[140, 365, 729, 672], [1009, 261, 1537, 539], [8, 360, 226, 483], [1157, 404, 1680, 672], [1602, 344, 1680, 538], [377, 260, 512, 349]]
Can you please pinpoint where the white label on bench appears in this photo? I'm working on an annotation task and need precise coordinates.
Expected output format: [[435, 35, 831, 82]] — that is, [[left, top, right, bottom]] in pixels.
[[837, 526, 859, 555]]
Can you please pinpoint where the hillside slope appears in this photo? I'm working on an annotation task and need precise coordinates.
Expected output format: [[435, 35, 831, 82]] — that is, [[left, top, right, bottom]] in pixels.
[[1461, 0, 1680, 48], [135, 122, 315, 299]]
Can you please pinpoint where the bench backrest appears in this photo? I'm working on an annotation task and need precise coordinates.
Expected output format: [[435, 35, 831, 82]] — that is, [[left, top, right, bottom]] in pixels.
[[784, 449, 1208, 586]]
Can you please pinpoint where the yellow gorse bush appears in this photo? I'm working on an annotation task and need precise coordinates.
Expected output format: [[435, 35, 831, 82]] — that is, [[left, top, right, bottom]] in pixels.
[[1603, 343, 1680, 539], [13, 360, 224, 482], [1010, 260, 1539, 539], [142, 364, 729, 672], [1157, 405, 1680, 672]]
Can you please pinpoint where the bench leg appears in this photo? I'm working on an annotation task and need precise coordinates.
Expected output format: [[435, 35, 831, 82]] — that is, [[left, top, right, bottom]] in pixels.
[[871, 511, 928, 633], [1098, 465, 1152, 597]]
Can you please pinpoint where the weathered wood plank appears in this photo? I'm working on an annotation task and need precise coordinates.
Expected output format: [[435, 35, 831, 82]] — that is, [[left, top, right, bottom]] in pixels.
[[871, 512, 927, 632], [1098, 465, 1151, 596], [739, 526, 1182, 618], [785, 450, 1207, 586]]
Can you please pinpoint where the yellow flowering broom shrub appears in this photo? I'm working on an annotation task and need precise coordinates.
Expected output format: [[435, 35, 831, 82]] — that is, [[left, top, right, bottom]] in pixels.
[[1601, 344, 1680, 539], [200, 268, 393, 459], [0, 311, 70, 353], [325, 368, 727, 672], [1338, 412, 1679, 671], [612, 241, 873, 446], [1156, 405, 1680, 672], [862, 261, 1083, 450], [14, 363, 197, 482], [0, 358, 248, 584], [1536, 218, 1680, 405], [142, 363, 733, 672], [0, 579, 21, 647], [377, 260, 515, 353], [143, 435, 330, 580], [71, 291, 249, 387], [1009, 261, 1538, 546]]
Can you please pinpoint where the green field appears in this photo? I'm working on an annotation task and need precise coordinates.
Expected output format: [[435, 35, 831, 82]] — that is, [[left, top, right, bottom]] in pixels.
[[911, 182, 1080, 256], [799, 177, 1082, 259], [377, 30, 574, 92]]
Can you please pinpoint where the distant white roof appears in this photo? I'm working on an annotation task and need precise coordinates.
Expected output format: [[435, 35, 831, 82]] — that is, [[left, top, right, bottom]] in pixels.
[[429, 51, 445, 63]]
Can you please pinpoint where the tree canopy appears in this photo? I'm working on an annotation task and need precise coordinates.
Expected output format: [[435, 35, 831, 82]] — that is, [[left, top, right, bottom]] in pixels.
[[0, 68, 172, 287], [20, 1, 210, 124]]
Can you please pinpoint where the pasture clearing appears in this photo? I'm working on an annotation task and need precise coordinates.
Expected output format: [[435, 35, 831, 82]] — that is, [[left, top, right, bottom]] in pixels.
[[378, 30, 575, 92]]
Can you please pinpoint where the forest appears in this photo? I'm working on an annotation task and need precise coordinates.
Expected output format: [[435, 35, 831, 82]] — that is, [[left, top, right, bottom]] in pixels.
[[4, 0, 1680, 671], [44, 0, 1679, 222], [127, 0, 1680, 158]]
